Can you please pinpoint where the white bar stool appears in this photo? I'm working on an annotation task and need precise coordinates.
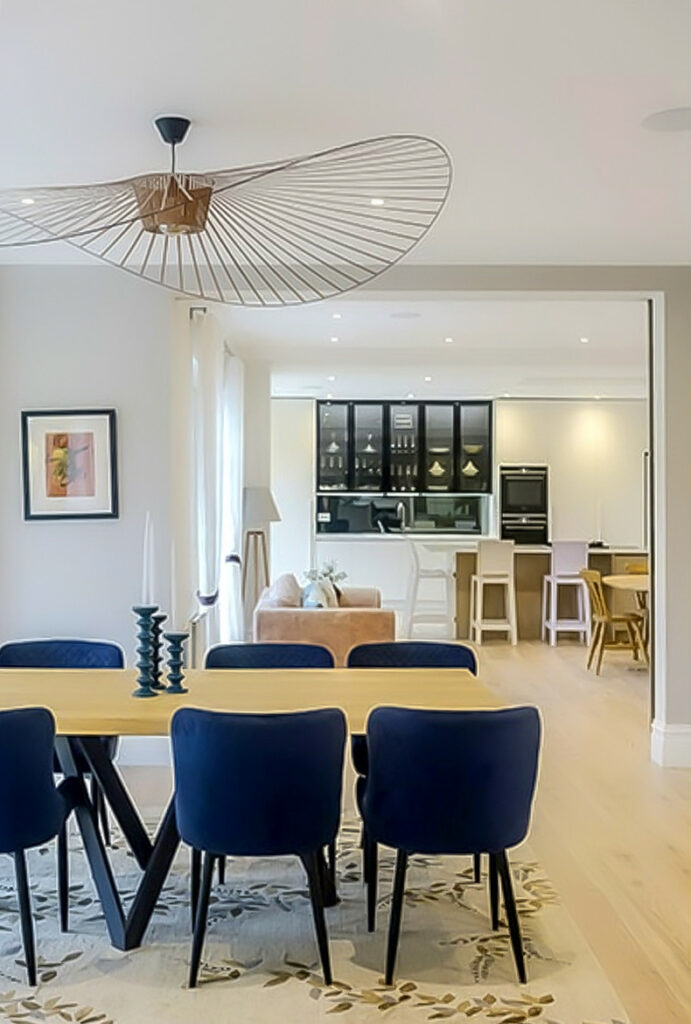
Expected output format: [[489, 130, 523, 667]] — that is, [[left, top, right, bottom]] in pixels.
[[541, 541, 590, 646], [405, 537, 456, 638], [469, 540, 517, 645]]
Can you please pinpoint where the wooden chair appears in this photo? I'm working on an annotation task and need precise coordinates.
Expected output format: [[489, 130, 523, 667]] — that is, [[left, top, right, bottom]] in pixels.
[[625, 561, 650, 645], [579, 569, 648, 675]]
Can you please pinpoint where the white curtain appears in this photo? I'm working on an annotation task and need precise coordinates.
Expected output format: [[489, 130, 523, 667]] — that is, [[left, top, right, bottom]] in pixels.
[[191, 310, 224, 648], [219, 353, 244, 642]]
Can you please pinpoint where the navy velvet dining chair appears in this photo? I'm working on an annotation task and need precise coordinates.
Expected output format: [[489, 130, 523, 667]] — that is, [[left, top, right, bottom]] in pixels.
[[203, 641, 336, 887], [359, 706, 541, 985], [171, 707, 346, 987], [0, 639, 125, 847], [205, 642, 335, 669], [0, 708, 81, 985], [346, 641, 480, 881]]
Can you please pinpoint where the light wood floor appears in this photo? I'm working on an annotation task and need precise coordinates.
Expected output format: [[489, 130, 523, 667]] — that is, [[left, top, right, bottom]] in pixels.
[[122, 642, 691, 1023], [475, 641, 691, 1024]]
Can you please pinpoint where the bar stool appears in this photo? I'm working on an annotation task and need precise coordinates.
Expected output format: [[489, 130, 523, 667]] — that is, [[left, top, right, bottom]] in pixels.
[[541, 541, 590, 646], [405, 537, 455, 638], [469, 540, 517, 645]]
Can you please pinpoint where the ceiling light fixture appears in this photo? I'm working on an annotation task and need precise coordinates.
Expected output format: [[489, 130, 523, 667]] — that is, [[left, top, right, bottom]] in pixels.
[[370, 198, 385, 206], [326, 393, 333, 400], [330, 336, 339, 343], [327, 375, 336, 382], [332, 313, 342, 320], [444, 336, 453, 343], [503, 392, 511, 398], [424, 375, 432, 382], [580, 336, 589, 344], [406, 392, 414, 399], [0, 119, 452, 306], [20, 197, 35, 206]]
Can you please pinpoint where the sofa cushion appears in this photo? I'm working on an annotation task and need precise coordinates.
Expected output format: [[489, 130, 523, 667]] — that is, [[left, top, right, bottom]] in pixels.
[[263, 573, 302, 608]]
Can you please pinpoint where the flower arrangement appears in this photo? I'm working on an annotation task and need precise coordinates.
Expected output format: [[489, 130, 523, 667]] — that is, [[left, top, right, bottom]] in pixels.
[[304, 560, 348, 595]]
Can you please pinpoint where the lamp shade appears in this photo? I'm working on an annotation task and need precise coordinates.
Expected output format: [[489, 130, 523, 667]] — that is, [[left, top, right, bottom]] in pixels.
[[243, 486, 281, 527]]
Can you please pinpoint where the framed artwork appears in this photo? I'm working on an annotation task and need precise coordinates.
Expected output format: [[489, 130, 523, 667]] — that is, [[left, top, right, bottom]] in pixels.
[[21, 409, 119, 520]]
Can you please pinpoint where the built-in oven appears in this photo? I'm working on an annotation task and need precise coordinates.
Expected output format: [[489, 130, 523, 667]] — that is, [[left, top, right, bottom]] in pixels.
[[500, 466, 549, 515], [499, 465, 549, 544]]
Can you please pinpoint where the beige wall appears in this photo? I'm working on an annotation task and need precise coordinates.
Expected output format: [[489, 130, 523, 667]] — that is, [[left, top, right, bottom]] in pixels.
[[495, 399, 648, 547]]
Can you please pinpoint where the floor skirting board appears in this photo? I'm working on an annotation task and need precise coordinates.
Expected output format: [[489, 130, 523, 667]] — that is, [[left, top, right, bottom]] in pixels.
[[650, 721, 691, 767]]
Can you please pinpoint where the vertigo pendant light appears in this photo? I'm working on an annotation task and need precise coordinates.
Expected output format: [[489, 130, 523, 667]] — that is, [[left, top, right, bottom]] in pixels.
[[0, 118, 452, 306]]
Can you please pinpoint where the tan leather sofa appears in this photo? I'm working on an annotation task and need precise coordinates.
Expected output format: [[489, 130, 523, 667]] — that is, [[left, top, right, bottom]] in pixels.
[[253, 573, 395, 666]]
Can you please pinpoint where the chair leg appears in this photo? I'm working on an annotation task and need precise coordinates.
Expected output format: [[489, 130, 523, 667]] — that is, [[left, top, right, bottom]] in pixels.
[[496, 851, 527, 984], [189, 852, 215, 988], [549, 578, 558, 647], [488, 852, 499, 929], [595, 624, 607, 675], [476, 580, 484, 646], [586, 621, 601, 670], [14, 850, 36, 987], [217, 855, 226, 886], [384, 850, 409, 986], [365, 837, 378, 932], [473, 852, 481, 883], [190, 847, 201, 930], [508, 579, 518, 645], [541, 576, 548, 641], [632, 620, 649, 667], [301, 851, 333, 986], [58, 824, 69, 933], [327, 839, 336, 891]]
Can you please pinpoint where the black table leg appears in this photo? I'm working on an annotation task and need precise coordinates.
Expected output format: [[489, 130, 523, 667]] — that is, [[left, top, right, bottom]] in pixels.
[[55, 736, 181, 952]]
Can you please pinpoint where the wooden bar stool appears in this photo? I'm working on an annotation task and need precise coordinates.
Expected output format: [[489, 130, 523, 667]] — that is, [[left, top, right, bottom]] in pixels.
[[469, 540, 517, 645], [541, 541, 590, 646]]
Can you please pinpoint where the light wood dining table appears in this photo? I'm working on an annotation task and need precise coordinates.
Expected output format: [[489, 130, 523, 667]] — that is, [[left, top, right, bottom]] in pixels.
[[602, 573, 650, 594], [0, 666, 500, 951]]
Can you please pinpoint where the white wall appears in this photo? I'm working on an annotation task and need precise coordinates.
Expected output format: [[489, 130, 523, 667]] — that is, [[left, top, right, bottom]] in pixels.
[[270, 398, 315, 581], [0, 266, 173, 664], [495, 399, 648, 546]]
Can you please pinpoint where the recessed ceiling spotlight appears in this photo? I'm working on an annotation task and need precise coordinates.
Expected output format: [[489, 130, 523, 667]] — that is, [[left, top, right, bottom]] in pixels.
[[326, 393, 333, 400], [20, 197, 35, 205], [594, 395, 601, 400], [370, 197, 385, 206], [332, 312, 341, 319], [642, 106, 691, 132], [330, 336, 339, 343], [444, 336, 453, 344], [580, 336, 589, 344], [503, 392, 511, 398], [424, 375, 432, 382], [406, 392, 414, 399], [327, 375, 336, 382]]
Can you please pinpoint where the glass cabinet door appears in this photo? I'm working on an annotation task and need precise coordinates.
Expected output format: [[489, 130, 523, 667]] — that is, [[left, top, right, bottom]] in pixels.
[[317, 402, 349, 491], [388, 403, 419, 492], [352, 404, 384, 491], [458, 402, 492, 492], [424, 404, 455, 492]]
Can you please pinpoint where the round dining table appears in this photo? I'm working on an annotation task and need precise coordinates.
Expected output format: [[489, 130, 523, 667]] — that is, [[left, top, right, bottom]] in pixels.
[[603, 573, 649, 593]]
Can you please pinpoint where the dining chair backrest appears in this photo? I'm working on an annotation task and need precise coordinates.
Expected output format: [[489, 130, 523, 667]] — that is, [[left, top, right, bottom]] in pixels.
[[204, 642, 335, 669], [172, 707, 346, 856], [579, 569, 609, 621], [0, 639, 124, 669], [347, 641, 477, 675], [625, 562, 648, 575], [477, 539, 514, 577], [0, 708, 67, 854], [363, 706, 541, 855], [551, 541, 589, 577]]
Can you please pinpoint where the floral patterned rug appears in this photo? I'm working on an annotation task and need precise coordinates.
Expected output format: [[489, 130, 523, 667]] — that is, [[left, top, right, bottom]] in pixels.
[[0, 818, 629, 1024]]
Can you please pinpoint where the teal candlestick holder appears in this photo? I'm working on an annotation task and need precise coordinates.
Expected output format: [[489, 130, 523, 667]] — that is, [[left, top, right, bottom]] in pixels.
[[132, 605, 159, 698], [163, 632, 189, 694], [151, 612, 168, 689]]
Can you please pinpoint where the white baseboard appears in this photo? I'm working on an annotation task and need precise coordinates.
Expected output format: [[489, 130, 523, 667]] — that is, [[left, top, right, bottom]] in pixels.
[[650, 721, 691, 768], [116, 737, 172, 767]]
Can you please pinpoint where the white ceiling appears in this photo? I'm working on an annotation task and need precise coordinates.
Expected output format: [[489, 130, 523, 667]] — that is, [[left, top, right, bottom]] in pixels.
[[1, 0, 690, 266], [222, 294, 648, 399]]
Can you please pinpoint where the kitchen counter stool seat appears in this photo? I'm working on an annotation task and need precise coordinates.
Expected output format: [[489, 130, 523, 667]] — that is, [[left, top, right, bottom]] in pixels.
[[541, 541, 590, 646], [469, 540, 517, 645]]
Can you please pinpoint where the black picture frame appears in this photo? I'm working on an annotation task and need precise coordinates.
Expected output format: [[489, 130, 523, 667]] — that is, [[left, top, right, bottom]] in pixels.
[[21, 408, 119, 521]]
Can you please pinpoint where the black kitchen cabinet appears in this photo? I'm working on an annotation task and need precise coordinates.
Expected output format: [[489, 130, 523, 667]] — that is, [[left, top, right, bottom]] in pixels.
[[315, 400, 493, 494]]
